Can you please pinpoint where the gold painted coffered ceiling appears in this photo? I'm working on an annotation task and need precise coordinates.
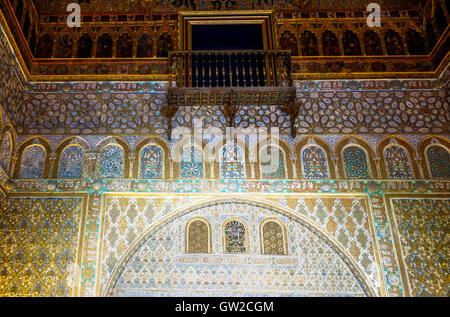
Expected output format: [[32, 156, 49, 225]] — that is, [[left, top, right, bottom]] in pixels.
[[1, 0, 448, 81]]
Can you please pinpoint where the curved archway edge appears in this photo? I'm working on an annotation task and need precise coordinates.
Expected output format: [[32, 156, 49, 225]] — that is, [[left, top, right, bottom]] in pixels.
[[102, 196, 378, 297]]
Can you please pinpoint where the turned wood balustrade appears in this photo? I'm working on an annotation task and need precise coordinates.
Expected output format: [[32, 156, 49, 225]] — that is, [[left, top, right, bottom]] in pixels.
[[165, 50, 298, 140], [168, 50, 293, 88]]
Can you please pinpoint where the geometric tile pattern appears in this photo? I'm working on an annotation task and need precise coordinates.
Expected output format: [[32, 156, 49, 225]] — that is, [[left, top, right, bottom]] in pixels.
[[261, 221, 286, 255], [140, 145, 163, 179], [220, 145, 244, 179], [0, 24, 25, 131], [224, 219, 247, 254], [294, 197, 380, 295], [59, 146, 84, 179], [343, 146, 370, 179], [392, 198, 449, 297], [16, 89, 449, 135], [181, 146, 203, 179], [0, 198, 82, 297], [187, 219, 209, 254], [19, 146, 45, 179], [100, 145, 124, 178], [261, 146, 286, 179], [426, 146, 450, 179], [107, 201, 372, 296], [384, 145, 413, 179], [302, 146, 328, 179]]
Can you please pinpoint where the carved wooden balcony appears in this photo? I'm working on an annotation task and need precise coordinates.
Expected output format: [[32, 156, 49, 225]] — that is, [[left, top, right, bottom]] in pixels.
[[165, 50, 297, 138]]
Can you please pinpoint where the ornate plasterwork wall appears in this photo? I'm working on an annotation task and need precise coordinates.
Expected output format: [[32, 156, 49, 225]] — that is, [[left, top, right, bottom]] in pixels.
[[0, 195, 85, 297], [0, 7, 449, 298], [1, 179, 449, 297], [389, 197, 449, 297], [0, 21, 24, 130], [12, 83, 448, 136], [104, 198, 376, 297]]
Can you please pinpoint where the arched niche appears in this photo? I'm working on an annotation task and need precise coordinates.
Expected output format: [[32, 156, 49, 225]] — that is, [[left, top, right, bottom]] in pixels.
[[52, 137, 91, 178], [94, 137, 131, 179], [102, 198, 377, 297], [376, 136, 419, 179], [185, 217, 212, 254], [418, 136, 450, 179], [171, 137, 213, 179], [14, 137, 52, 178], [294, 136, 336, 179], [260, 218, 288, 255], [255, 136, 293, 179], [0, 124, 16, 176], [133, 136, 171, 179], [209, 135, 251, 179], [335, 136, 379, 179]]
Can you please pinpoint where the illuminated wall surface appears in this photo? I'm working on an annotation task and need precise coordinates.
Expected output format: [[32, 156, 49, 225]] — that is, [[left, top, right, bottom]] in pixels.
[[0, 0, 449, 297]]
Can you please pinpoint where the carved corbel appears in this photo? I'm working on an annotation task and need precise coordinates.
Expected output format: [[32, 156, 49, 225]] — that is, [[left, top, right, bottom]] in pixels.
[[161, 97, 179, 141], [280, 100, 300, 138], [221, 92, 239, 128]]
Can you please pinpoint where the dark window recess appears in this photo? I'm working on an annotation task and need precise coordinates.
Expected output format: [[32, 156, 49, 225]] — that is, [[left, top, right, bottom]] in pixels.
[[301, 13, 310, 18], [83, 16, 92, 22], [408, 10, 418, 17], [49, 16, 58, 23], [135, 15, 144, 21], [189, 24, 268, 87], [336, 12, 345, 18], [100, 15, 109, 22], [319, 12, 328, 18], [390, 11, 400, 17], [118, 15, 127, 22], [191, 24, 263, 50]]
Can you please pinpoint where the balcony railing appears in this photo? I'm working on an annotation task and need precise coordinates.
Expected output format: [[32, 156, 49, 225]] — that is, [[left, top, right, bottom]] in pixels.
[[168, 50, 294, 88], [164, 50, 297, 139]]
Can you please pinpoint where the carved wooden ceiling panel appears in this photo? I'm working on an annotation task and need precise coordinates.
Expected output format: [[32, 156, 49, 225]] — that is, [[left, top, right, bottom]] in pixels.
[[31, 0, 420, 15]]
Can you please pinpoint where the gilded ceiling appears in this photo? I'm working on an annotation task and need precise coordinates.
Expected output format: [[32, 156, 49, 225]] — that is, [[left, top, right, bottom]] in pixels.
[[31, 0, 421, 15], [2, 0, 447, 80]]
